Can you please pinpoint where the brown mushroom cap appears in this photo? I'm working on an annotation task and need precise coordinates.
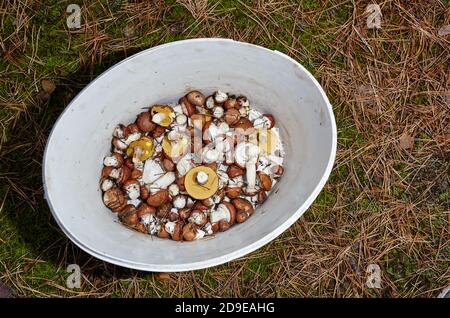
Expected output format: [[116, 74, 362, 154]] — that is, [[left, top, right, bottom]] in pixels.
[[224, 108, 240, 125], [186, 90, 206, 107], [126, 123, 140, 134], [119, 205, 139, 226], [182, 223, 198, 241], [178, 208, 192, 220], [140, 185, 149, 200], [257, 171, 272, 191], [231, 198, 254, 215], [156, 202, 172, 219], [146, 189, 169, 207], [100, 166, 114, 184], [103, 187, 127, 211], [236, 211, 249, 223], [222, 201, 236, 224], [157, 226, 170, 239], [137, 203, 156, 218], [218, 219, 231, 232], [171, 222, 184, 241], [122, 178, 140, 189], [137, 111, 156, 132], [180, 96, 196, 116], [117, 166, 131, 186]]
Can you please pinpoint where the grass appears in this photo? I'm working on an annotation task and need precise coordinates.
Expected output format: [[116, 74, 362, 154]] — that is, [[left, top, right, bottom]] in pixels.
[[0, 0, 449, 297]]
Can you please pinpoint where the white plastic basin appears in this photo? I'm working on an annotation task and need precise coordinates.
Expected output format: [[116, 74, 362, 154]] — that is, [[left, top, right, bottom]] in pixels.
[[43, 38, 337, 272]]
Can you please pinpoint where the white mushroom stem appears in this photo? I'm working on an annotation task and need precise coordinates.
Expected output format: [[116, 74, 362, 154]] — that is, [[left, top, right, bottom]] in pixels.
[[124, 132, 141, 145], [103, 155, 119, 167], [206, 123, 219, 141], [168, 130, 182, 141], [176, 155, 194, 176], [212, 106, 224, 118], [101, 179, 114, 191], [172, 104, 183, 114], [203, 223, 213, 235], [141, 213, 155, 226], [196, 171, 209, 185], [206, 96, 215, 109], [194, 229, 205, 240], [173, 195, 186, 209], [152, 112, 166, 125], [189, 211, 206, 226], [210, 204, 231, 223], [234, 142, 259, 192], [165, 222, 176, 235], [124, 183, 140, 200], [109, 168, 121, 179], [151, 172, 176, 189], [215, 90, 228, 103], [176, 114, 187, 125], [246, 162, 257, 192], [235, 142, 259, 168], [113, 126, 125, 138], [217, 170, 229, 189], [203, 148, 220, 163], [142, 159, 165, 184], [127, 198, 141, 207], [148, 221, 159, 235], [168, 184, 180, 197], [132, 157, 144, 170]]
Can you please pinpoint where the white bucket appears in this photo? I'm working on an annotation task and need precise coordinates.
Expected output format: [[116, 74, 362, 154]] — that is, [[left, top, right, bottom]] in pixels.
[[43, 38, 337, 272]]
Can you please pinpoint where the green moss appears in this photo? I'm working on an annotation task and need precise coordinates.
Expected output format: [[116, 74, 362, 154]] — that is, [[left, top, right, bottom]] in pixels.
[[315, 190, 336, 207], [438, 189, 450, 202], [299, 0, 320, 10], [386, 249, 417, 282], [242, 253, 277, 283], [338, 123, 366, 147], [358, 198, 381, 213]]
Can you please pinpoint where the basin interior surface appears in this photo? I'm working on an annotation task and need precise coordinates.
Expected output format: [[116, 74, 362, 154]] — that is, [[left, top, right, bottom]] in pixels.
[[43, 39, 337, 271]]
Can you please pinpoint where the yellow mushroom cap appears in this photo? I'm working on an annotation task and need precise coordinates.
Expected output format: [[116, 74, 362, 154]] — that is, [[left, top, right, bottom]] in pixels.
[[150, 105, 175, 127], [185, 166, 219, 200], [162, 135, 190, 159], [126, 137, 155, 161]]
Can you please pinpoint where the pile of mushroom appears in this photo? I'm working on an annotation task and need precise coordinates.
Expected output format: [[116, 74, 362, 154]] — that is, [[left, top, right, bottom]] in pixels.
[[100, 90, 285, 241]]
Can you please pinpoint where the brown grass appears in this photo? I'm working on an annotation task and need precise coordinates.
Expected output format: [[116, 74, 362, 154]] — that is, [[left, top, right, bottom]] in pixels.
[[0, 0, 448, 297]]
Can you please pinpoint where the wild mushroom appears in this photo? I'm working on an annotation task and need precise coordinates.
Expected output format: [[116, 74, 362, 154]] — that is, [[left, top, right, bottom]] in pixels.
[[209, 202, 236, 225], [146, 189, 169, 207], [149, 172, 176, 190], [173, 195, 187, 209], [103, 153, 124, 168], [103, 188, 127, 211], [176, 154, 194, 176], [142, 159, 165, 184], [214, 90, 228, 103], [122, 179, 141, 200], [235, 142, 259, 193], [188, 210, 208, 227], [182, 223, 205, 241]]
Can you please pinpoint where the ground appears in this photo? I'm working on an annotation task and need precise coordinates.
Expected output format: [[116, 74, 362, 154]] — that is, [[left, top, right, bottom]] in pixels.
[[0, 0, 448, 298]]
